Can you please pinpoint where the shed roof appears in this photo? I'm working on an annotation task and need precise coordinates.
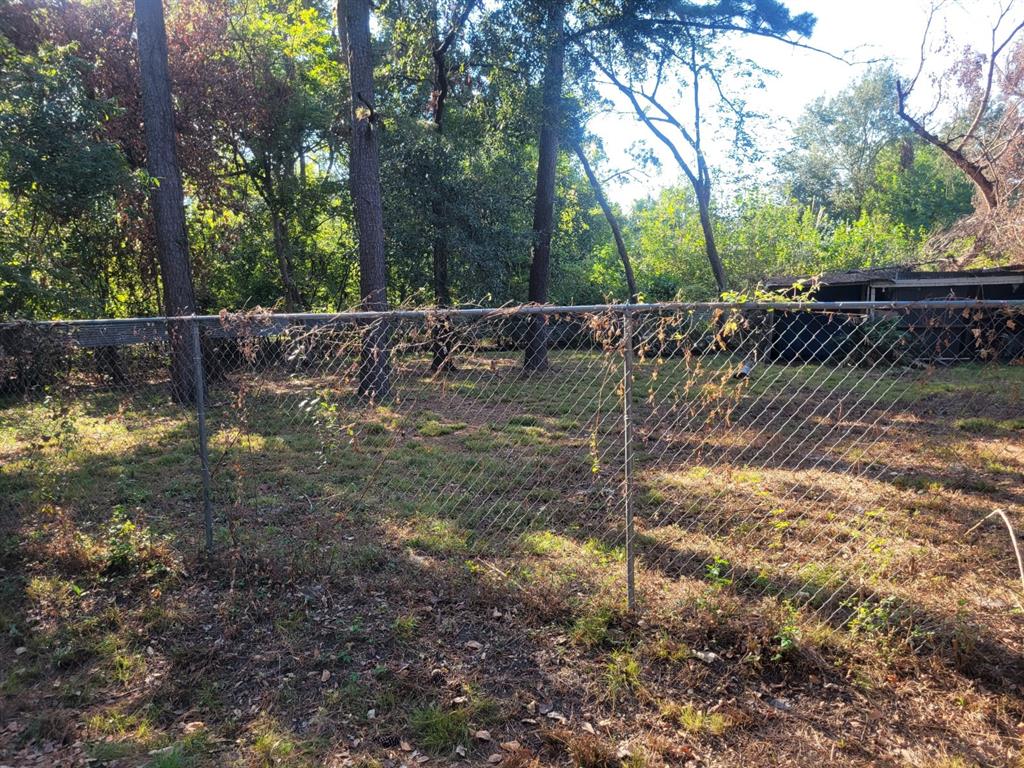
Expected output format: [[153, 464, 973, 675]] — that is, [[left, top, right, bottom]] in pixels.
[[765, 264, 1024, 290]]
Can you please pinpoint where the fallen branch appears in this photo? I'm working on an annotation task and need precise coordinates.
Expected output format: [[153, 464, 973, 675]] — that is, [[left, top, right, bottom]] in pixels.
[[966, 507, 1024, 605]]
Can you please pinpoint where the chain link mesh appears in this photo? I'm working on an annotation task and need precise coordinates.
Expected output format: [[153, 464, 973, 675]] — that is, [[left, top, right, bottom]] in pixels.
[[2, 302, 1022, 650]]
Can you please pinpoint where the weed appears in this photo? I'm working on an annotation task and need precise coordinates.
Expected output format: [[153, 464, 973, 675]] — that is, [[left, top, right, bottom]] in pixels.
[[345, 543, 387, 573], [650, 632, 690, 663], [88, 741, 140, 761], [147, 743, 198, 768], [407, 517, 468, 555], [582, 538, 625, 564], [417, 415, 467, 436], [249, 721, 302, 767], [660, 702, 730, 736], [955, 417, 1024, 434], [772, 602, 801, 661], [705, 556, 733, 588], [604, 649, 642, 704], [571, 608, 614, 648], [507, 414, 542, 427], [103, 507, 171, 577], [392, 613, 418, 641]]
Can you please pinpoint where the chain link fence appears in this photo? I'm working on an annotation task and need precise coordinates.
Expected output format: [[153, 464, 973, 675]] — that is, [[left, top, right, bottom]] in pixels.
[[3, 301, 1023, 648]]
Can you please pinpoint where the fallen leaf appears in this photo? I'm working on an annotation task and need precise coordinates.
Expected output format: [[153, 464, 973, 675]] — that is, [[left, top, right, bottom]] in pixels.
[[321, 670, 331, 682], [487, 754, 503, 764], [546, 711, 567, 723], [582, 722, 596, 735], [400, 740, 413, 752], [693, 650, 720, 663], [455, 745, 467, 757], [500, 741, 521, 751], [465, 640, 483, 650], [474, 730, 492, 741]]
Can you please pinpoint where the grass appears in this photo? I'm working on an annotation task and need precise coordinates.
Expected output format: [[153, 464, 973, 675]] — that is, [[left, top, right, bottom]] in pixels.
[[954, 416, 1024, 434], [604, 649, 642, 704], [409, 705, 471, 754], [408, 691, 498, 755], [660, 702, 731, 736], [2, 349, 1023, 766]]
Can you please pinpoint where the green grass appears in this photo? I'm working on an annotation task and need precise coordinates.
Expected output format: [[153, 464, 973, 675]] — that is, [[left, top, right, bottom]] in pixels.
[[521, 529, 569, 556], [406, 517, 469, 555], [409, 705, 470, 754], [955, 417, 1024, 434], [660, 702, 730, 736], [604, 648, 642, 703], [417, 413, 468, 437]]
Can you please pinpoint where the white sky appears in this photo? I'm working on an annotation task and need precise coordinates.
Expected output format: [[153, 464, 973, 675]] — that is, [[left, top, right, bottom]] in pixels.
[[592, 0, 1007, 206]]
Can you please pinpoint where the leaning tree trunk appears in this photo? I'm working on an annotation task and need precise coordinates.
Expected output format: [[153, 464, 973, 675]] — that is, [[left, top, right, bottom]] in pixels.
[[571, 137, 638, 303], [341, 0, 391, 399], [695, 186, 726, 294], [135, 0, 199, 404], [524, 0, 566, 371]]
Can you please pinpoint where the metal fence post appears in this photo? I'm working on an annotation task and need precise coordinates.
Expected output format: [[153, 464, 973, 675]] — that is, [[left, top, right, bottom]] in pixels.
[[622, 309, 636, 611], [189, 318, 214, 554]]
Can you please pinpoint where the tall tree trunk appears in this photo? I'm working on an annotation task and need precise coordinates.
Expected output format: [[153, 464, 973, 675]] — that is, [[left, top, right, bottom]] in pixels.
[[429, 21, 456, 372], [270, 206, 303, 311], [340, 0, 391, 399], [524, 0, 566, 371], [695, 186, 726, 293], [571, 137, 637, 303], [135, 0, 199, 404]]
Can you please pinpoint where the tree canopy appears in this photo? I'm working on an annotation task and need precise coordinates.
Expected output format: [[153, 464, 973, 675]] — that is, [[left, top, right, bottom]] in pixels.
[[0, 0, 1014, 321]]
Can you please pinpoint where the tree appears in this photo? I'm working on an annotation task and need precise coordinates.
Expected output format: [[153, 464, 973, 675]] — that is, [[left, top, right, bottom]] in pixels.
[[865, 142, 974, 232], [591, 43, 728, 294], [523, 0, 566, 371], [340, 0, 391, 398], [896, 1, 1024, 262], [135, 0, 199, 403], [896, 2, 1023, 212], [571, 135, 637, 302], [584, 1, 815, 298], [204, 0, 347, 312], [780, 67, 908, 220], [427, 0, 477, 370]]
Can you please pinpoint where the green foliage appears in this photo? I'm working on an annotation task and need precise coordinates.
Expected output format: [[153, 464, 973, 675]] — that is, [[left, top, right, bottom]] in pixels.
[[0, 44, 131, 218], [779, 66, 907, 220], [0, 37, 143, 318], [866, 143, 975, 232], [625, 187, 926, 300], [0, 0, 985, 318]]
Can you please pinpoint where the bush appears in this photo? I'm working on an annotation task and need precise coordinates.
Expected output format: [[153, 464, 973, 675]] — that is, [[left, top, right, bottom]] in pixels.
[[855, 317, 923, 366], [0, 322, 69, 395]]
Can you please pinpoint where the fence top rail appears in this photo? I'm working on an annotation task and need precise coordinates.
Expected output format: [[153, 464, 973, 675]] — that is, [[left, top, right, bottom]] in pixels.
[[4, 298, 1024, 330]]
